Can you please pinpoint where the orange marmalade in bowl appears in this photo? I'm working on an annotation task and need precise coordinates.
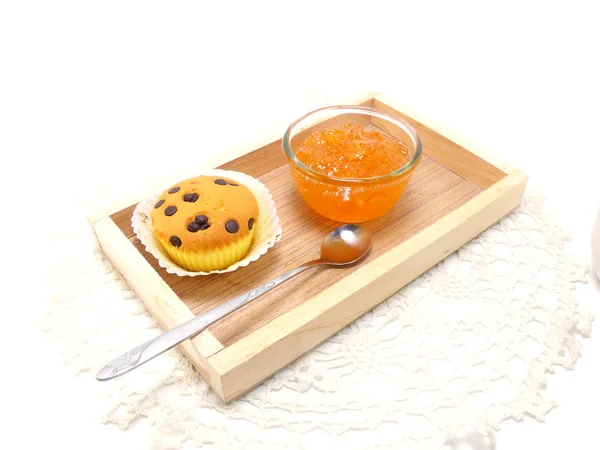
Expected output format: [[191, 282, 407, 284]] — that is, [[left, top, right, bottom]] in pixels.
[[296, 124, 410, 179], [282, 106, 422, 223]]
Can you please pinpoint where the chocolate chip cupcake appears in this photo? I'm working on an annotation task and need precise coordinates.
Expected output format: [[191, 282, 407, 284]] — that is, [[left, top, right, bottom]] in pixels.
[[150, 176, 259, 272]]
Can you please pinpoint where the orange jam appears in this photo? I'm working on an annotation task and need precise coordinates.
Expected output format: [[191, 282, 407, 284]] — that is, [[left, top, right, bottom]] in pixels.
[[296, 123, 410, 178], [291, 124, 416, 223]]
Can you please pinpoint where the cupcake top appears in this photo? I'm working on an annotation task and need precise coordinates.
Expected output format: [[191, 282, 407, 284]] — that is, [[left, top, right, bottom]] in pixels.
[[150, 176, 259, 251]]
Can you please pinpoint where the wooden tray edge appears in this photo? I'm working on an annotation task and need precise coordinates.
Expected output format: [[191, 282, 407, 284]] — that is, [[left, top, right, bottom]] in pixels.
[[87, 93, 515, 223], [374, 94, 518, 175], [207, 170, 528, 402], [90, 216, 224, 385]]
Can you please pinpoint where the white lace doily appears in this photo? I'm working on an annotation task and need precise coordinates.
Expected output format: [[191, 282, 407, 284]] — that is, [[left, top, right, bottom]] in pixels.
[[43, 191, 592, 450]]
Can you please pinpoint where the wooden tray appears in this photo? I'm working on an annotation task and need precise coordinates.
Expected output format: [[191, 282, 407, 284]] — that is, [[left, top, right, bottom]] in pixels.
[[89, 97, 528, 402]]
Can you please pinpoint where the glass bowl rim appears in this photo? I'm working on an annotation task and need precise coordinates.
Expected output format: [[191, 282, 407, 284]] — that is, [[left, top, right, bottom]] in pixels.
[[282, 105, 423, 184]]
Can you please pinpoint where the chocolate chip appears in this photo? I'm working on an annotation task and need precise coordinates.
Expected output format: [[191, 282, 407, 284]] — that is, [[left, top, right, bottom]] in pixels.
[[214, 179, 227, 185], [248, 218, 254, 230], [164, 205, 177, 216], [168, 187, 181, 194], [191, 214, 210, 230], [228, 183, 239, 187], [154, 199, 165, 209], [225, 220, 239, 234], [183, 192, 199, 202], [195, 214, 208, 224], [169, 236, 182, 247], [187, 221, 201, 232]]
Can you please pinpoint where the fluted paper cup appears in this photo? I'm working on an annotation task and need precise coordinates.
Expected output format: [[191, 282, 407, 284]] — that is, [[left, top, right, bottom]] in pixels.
[[131, 169, 282, 276]]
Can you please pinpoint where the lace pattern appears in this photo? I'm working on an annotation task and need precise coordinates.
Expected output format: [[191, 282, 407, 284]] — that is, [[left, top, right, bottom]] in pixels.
[[42, 191, 592, 450]]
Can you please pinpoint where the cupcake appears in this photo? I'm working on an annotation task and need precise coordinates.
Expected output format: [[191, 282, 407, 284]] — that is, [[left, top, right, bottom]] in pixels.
[[150, 175, 259, 272]]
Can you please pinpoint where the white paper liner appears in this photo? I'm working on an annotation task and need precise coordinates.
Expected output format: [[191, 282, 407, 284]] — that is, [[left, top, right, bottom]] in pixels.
[[131, 169, 282, 277]]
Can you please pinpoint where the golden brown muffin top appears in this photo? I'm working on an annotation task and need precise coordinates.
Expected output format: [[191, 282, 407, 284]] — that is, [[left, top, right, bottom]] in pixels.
[[150, 176, 259, 251]]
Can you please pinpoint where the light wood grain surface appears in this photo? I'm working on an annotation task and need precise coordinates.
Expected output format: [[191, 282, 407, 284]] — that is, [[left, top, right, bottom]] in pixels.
[[108, 153, 480, 346]]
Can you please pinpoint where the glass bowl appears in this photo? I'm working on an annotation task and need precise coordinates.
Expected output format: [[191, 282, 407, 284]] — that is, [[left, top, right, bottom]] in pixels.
[[282, 105, 423, 223]]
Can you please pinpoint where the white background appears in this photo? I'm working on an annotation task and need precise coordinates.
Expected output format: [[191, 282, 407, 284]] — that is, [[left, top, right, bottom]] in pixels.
[[1, 1, 599, 449]]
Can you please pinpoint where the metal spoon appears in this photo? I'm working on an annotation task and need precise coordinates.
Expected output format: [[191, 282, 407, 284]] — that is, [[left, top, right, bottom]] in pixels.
[[96, 223, 372, 381]]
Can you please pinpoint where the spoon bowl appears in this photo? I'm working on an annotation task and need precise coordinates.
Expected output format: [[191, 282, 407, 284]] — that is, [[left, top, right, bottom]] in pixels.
[[320, 224, 372, 265]]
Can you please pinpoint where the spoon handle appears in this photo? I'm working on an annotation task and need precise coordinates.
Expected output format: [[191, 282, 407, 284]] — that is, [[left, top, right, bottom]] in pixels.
[[96, 260, 323, 381]]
